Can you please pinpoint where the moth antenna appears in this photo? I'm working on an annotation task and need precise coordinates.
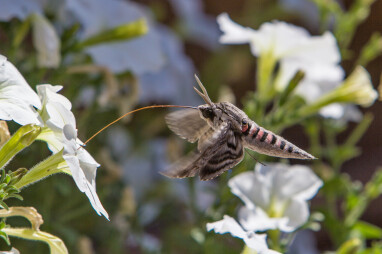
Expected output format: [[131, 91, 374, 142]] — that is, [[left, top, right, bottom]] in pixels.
[[245, 150, 266, 166], [194, 74, 213, 105], [193, 86, 210, 104]]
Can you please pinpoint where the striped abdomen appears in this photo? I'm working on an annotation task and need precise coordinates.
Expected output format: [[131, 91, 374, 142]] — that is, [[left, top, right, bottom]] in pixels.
[[242, 121, 315, 160]]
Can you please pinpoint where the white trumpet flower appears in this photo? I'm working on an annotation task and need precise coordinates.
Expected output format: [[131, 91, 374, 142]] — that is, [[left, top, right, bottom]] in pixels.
[[228, 163, 323, 232]]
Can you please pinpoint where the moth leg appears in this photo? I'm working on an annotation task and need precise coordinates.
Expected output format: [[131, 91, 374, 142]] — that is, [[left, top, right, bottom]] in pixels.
[[245, 150, 266, 166]]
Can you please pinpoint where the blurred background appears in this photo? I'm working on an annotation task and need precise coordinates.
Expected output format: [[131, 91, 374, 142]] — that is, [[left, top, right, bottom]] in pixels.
[[0, 0, 381, 253]]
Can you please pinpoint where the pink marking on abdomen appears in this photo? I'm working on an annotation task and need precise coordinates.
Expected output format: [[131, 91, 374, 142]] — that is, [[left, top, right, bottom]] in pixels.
[[276, 138, 282, 147], [266, 133, 273, 143], [249, 125, 258, 135], [256, 128, 264, 140]]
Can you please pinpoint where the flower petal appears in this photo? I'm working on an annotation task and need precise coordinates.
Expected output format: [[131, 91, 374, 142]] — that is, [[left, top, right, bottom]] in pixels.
[[319, 103, 345, 119], [207, 215, 276, 253], [280, 199, 309, 232], [268, 164, 323, 201], [63, 150, 108, 219], [276, 59, 344, 102], [0, 99, 40, 125], [217, 13, 257, 44], [238, 206, 285, 232], [31, 13, 61, 68], [37, 85, 75, 130], [207, 215, 247, 239], [37, 85, 71, 110], [249, 21, 311, 57], [0, 55, 41, 109], [228, 171, 271, 211]]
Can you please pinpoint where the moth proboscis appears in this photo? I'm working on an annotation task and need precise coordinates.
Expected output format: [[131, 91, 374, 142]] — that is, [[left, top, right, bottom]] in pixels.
[[162, 75, 316, 181]]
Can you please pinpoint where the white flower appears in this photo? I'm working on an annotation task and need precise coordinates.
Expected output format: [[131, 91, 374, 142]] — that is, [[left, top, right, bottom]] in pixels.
[[207, 215, 281, 254], [217, 13, 343, 103], [217, 13, 339, 62], [65, 0, 165, 74], [37, 85, 73, 129], [329, 66, 378, 107], [36, 84, 109, 219], [0, 55, 41, 125], [276, 59, 344, 103], [305, 66, 378, 119], [62, 124, 109, 219], [228, 163, 323, 232], [31, 13, 61, 68], [319, 104, 362, 122]]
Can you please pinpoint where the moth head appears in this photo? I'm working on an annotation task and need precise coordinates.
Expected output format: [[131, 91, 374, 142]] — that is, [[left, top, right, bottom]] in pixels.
[[198, 104, 222, 127]]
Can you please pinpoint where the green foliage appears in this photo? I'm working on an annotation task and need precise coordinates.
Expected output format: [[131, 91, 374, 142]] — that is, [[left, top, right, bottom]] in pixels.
[[0, 169, 24, 210], [73, 18, 148, 50], [0, 125, 41, 169], [0, 220, 10, 245]]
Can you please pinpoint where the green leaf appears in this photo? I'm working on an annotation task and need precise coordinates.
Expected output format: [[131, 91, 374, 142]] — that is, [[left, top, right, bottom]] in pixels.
[[0, 169, 5, 183], [3, 228, 68, 254], [15, 150, 71, 189], [357, 33, 382, 66], [359, 242, 382, 254], [8, 168, 28, 186], [352, 221, 382, 239], [0, 201, 9, 210], [344, 113, 374, 147], [336, 238, 362, 254], [365, 169, 382, 199], [5, 194, 23, 201], [345, 169, 382, 227], [0, 230, 10, 245], [278, 70, 305, 106], [12, 16, 32, 48], [74, 18, 148, 50], [0, 124, 41, 169]]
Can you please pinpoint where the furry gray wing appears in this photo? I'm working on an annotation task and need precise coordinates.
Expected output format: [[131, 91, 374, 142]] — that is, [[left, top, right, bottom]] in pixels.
[[198, 128, 217, 152], [161, 123, 244, 181], [165, 109, 209, 143], [198, 127, 244, 181]]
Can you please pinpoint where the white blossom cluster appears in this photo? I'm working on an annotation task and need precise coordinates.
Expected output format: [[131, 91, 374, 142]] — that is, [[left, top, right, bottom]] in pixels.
[[207, 164, 323, 253], [0, 55, 108, 219], [217, 13, 377, 120]]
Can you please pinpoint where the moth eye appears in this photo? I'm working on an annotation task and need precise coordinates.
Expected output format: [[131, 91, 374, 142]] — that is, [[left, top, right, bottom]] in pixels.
[[201, 108, 215, 119], [241, 119, 249, 133]]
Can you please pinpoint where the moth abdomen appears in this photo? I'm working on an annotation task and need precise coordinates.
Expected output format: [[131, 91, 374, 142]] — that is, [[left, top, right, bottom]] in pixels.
[[244, 123, 315, 160]]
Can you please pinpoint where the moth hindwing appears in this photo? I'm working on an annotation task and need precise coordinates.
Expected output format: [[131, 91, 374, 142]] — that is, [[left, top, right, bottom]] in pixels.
[[162, 75, 315, 181]]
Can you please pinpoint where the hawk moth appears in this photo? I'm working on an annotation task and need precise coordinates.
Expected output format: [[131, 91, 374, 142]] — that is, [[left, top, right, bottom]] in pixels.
[[161, 75, 315, 181]]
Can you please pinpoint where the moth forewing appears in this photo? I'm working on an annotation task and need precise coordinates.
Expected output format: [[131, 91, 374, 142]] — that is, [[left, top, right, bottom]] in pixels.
[[165, 109, 209, 143]]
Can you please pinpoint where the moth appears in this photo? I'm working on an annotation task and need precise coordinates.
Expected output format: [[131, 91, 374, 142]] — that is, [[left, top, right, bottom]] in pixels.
[[161, 75, 315, 181]]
